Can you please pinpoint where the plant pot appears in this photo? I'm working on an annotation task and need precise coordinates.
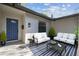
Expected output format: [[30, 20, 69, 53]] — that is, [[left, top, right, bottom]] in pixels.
[[0, 41, 6, 46], [49, 36, 54, 40]]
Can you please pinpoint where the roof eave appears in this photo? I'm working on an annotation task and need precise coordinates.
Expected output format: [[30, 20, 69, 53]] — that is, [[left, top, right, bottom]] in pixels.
[[53, 13, 79, 20], [2, 3, 54, 21]]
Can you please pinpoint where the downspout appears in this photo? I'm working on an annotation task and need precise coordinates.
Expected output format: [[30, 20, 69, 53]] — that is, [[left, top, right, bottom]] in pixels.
[[75, 14, 79, 56], [76, 15, 78, 40], [75, 15, 78, 48]]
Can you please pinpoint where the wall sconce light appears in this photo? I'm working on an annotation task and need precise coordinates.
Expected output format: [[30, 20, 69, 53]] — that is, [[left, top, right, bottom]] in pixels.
[[22, 25, 24, 30]]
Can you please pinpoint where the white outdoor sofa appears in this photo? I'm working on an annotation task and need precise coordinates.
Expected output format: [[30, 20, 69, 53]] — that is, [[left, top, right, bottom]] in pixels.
[[54, 33, 76, 45], [25, 32, 50, 44], [34, 33, 50, 44]]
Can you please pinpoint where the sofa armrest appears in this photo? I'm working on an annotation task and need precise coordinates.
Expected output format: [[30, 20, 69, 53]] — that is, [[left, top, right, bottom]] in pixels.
[[34, 38, 38, 43], [45, 37, 50, 39], [75, 38, 78, 46]]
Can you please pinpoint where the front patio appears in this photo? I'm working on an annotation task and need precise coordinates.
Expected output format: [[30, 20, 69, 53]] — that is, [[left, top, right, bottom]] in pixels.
[[0, 41, 33, 56], [0, 41, 77, 56]]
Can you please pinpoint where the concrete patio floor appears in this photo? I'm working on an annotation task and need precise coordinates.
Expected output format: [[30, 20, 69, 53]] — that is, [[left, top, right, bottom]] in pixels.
[[0, 41, 33, 56]]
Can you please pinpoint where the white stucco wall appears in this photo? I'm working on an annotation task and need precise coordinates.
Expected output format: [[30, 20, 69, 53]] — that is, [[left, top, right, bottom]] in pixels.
[[25, 15, 38, 33], [24, 13, 51, 33]]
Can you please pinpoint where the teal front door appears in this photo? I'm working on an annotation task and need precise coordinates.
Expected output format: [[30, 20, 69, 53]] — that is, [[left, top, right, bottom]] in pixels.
[[6, 18, 18, 41]]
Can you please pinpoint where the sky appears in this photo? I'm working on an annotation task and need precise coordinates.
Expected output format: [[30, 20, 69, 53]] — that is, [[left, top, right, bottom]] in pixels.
[[22, 3, 79, 18]]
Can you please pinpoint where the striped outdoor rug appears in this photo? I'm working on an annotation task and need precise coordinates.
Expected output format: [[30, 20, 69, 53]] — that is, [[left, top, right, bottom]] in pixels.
[[28, 42, 77, 56]]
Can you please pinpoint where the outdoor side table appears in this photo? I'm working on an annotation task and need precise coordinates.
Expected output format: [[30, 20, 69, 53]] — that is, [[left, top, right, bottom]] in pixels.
[[28, 38, 34, 47]]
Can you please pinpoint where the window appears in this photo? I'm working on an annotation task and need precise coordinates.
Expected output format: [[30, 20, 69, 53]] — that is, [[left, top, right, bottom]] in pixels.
[[38, 21, 46, 32]]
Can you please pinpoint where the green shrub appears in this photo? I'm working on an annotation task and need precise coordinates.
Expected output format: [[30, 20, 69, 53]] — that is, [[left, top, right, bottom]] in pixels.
[[0, 31, 7, 41], [74, 27, 79, 37], [48, 27, 56, 39]]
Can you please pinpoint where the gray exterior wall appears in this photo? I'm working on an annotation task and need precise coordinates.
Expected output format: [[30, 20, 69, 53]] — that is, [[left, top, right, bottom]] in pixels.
[[52, 16, 78, 34]]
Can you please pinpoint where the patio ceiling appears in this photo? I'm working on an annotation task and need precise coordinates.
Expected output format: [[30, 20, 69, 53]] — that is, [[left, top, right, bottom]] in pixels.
[[0, 4, 25, 16], [2, 3, 54, 21]]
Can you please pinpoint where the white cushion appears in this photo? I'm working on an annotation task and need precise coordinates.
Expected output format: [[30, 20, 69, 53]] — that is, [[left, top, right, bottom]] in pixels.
[[35, 37, 50, 43], [66, 39, 75, 45], [54, 37, 60, 41], [57, 33, 63, 38], [40, 33, 47, 37], [34, 32, 50, 43], [34, 33, 41, 38], [68, 34, 76, 40], [63, 33, 68, 38]]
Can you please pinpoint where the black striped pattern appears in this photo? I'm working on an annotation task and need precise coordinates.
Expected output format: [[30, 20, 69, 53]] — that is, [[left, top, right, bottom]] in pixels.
[[28, 42, 77, 56]]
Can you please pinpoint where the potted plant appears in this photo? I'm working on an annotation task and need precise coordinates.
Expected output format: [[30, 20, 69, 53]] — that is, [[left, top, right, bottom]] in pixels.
[[48, 27, 56, 40], [0, 31, 7, 46]]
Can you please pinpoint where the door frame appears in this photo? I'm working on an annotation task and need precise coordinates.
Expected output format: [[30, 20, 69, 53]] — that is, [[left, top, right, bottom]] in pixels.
[[6, 18, 19, 41]]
